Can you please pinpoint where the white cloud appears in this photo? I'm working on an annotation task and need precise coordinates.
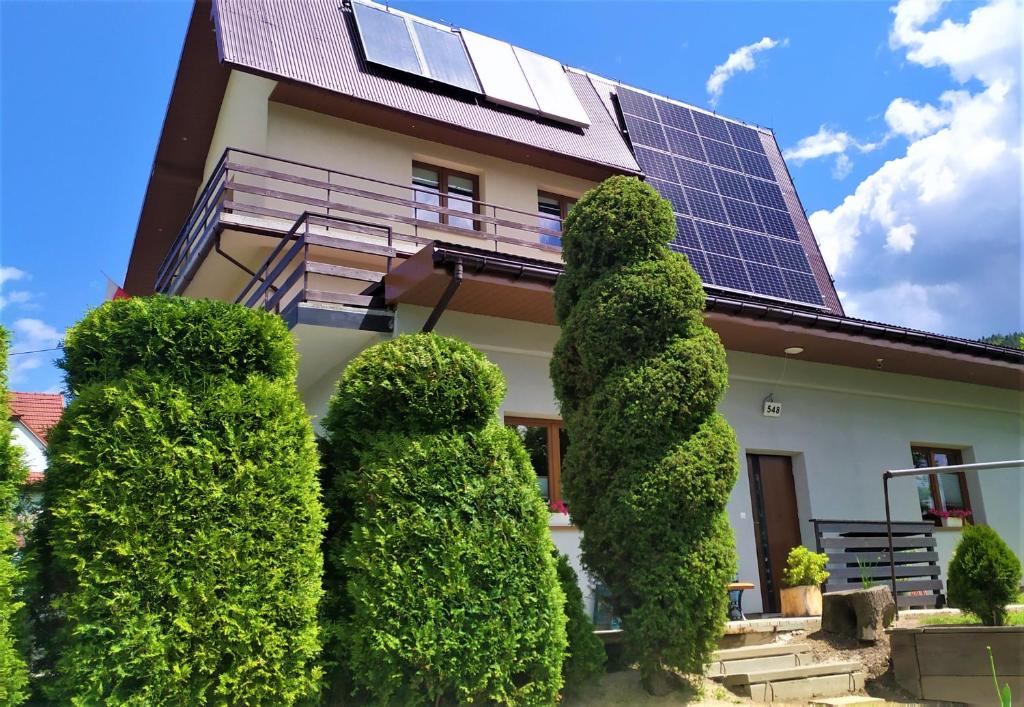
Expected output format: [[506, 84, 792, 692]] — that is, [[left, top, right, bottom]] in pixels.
[[706, 37, 787, 107], [0, 267, 26, 286], [0, 266, 34, 310], [809, 0, 1022, 337], [784, 126, 881, 179], [7, 318, 64, 387]]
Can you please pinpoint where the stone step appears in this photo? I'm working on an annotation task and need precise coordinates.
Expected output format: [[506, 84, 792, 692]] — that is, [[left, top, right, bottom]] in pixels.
[[706, 652, 812, 677], [722, 661, 862, 687], [711, 642, 812, 662], [810, 697, 885, 706], [741, 671, 867, 701]]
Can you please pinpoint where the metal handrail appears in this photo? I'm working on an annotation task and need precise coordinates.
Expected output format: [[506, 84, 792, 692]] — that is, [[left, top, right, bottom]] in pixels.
[[154, 147, 565, 295], [882, 459, 1024, 616]]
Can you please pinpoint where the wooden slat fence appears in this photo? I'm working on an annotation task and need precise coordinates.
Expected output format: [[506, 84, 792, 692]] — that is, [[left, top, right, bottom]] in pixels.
[[812, 519, 944, 609]]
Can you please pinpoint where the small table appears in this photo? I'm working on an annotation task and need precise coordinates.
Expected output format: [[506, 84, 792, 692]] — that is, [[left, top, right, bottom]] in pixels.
[[727, 582, 755, 621]]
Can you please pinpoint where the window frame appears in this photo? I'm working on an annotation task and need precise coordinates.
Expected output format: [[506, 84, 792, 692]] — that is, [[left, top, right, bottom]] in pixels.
[[911, 445, 972, 525], [505, 416, 565, 505], [537, 190, 575, 232], [412, 160, 481, 231]]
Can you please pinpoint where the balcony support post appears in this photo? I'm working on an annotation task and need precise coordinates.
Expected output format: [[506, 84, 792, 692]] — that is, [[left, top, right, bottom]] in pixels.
[[422, 258, 463, 333]]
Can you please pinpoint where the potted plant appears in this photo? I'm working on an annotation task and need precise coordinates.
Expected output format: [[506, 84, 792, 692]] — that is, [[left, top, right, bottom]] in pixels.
[[925, 508, 972, 528], [780, 546, 830, 617]]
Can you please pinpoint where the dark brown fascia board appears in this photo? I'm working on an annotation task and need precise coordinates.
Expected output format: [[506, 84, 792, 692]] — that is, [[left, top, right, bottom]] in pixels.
[[267, 79, 636, 184], [124, 0, 229, 294]]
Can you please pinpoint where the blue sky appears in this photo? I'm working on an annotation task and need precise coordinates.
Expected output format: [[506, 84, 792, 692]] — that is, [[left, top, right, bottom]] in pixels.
[[2, 0, 1020, 393]]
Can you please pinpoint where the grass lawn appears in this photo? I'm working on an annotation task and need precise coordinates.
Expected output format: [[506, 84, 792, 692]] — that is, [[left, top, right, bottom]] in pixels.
[[920, 610, 1024, 626]]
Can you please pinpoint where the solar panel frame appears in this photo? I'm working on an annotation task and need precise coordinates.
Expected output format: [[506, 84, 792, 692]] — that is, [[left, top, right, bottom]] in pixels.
[[677, 247, 713, 282], [696, 221, 739, 258], [771, 238, 813, 273], [748, 177, 787, 210], [745, 262, 789, 299], [738, 149, 775, 180], [649, 178, 688, 215], [655, 100, 697, 133], [664, 127, 705, 161], [733, 230, 777, 266], [675, 158, 716, 192], [633, 146, 678, 181], [760, 206, 799, 240], [685, 187, 727, 223], [712, 168, 752, 202], [412, 21, 481, 93], [673, 217, 701, 250], [352, 2, 424, 77], [707, 253, 751, 291], [627, 116, 668, 151], [727, 121, 766, 154], [782, 270, 825, 305], [618, 88, 659, 120], [702, 138, 742, 171], [692, 111, 732, 143], [722, 197, 765, 233]]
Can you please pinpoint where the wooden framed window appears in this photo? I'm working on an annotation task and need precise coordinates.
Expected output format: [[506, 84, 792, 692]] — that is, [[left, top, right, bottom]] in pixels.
[[911, 446, 972, 525], [505, 416, 567, 505], [412, 162, 480, 230], [537, 191, 576, 246]]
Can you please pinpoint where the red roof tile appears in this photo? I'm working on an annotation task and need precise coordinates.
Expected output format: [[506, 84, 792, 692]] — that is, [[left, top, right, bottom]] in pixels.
[[9, 392, 65, 445]]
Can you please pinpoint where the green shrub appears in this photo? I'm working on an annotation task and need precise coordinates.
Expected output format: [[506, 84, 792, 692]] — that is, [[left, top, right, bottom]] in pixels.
[[554, 551, 605, 695], [59, 296, 298, 392], [782, 547, 829, 587], [948, 524, 1022, 626], [29, 297, 324, 704], [550, 176, 739, 688], [322, 333, 566, 706], [0, 327, 29, 706]]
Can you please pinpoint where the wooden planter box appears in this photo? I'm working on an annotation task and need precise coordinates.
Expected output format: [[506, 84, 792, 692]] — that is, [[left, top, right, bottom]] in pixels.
[[889, 625, 1024, 704], [780, 585, 822, 617]]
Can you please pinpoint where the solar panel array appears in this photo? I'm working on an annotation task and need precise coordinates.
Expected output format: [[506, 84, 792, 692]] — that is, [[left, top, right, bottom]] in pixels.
[[617, 87, 825, 307]]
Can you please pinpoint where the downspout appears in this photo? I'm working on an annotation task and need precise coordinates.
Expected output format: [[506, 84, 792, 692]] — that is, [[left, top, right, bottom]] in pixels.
[[422, 258, 463, 333]]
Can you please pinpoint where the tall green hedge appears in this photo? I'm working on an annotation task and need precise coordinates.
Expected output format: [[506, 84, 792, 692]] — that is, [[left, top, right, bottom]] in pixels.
[[0, 327, 29, 706], [28, 296, 324, 704], [948, 524, 1021, 626], [550, 177, 739, 691], [322, 333, 566, 706]]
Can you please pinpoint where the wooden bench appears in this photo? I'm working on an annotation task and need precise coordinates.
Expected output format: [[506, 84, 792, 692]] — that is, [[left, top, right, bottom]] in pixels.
[[728, 582, 756, 621]]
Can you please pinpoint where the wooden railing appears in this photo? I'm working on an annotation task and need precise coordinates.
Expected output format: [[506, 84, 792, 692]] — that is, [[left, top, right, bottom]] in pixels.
[[155, 148, 563, 295], [235, 212, 397, 331], [812, 519, 944, 609]]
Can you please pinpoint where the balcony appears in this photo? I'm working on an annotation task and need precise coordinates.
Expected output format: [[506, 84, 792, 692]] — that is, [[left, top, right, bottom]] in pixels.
[[155, 149, 566, 331]]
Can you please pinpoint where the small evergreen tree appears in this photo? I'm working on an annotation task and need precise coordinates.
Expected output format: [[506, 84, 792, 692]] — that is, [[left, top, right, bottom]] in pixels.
[[27, 297, 324, 704], [554, 551, 605, 695], [550, 176, 739, 692], [948, 524, 1022, 626], [322, 333, 566, 706], [0, 327, 29, 706]]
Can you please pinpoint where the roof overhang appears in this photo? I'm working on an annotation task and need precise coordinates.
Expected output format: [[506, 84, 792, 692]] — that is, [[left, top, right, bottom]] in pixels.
[[386, 242, 1024, 391]]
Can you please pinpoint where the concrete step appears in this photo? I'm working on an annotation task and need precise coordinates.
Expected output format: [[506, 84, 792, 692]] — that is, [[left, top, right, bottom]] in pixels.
[[706, 652, 811, 677], [722, 661, 862, 687], [742, 672, 866, 701], [711, 642, 812, 662], [810, 697, 885, 706]]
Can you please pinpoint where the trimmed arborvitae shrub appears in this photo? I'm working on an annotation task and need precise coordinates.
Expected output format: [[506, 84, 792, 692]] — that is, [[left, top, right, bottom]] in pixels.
[[322, 333, 566, 706], [947, 524, 1022, 626], [28, 297, 324, 704], [554, 551, 605, 695], [0, 327, 29, 706], [550, 176, 739, 690]]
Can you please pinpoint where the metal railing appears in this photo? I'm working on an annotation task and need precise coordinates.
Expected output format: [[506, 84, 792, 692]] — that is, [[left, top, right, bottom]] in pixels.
[[155, 147, 564, 295]]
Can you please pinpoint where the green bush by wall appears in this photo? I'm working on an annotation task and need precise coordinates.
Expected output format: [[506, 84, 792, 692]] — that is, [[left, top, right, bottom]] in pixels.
[[28, 297, 324, 704], [322, 333, 566, 706], [948, 524, 1022, 626], [550, 176, 739, 691], [554, 551, 605, 695], [0, 327, 29, 706]]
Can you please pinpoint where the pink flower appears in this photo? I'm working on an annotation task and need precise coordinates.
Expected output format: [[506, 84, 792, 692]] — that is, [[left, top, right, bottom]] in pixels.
[[548, 500, 569, 515], [925, 508, 972, 519]]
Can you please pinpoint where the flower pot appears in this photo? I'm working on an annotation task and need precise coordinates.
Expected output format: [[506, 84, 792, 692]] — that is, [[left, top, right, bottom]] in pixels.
[[944, 517, 963, 528], [780, 585, 822, 617]]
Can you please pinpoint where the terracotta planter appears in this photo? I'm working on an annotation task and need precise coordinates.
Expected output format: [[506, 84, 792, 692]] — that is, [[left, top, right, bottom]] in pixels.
[[780, 585, 823, 617]]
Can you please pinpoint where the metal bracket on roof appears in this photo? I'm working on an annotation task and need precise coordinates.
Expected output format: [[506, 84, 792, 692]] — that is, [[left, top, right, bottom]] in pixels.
[[422, 258, 463, 333]]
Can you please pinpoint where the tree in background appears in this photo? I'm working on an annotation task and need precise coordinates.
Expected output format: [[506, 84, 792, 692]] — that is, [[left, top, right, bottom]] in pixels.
[[978, 332, 1024, 350], [321, 333, 566, 706], [0, 327, 29, 706], [550, 176, 739, 693], [26, 297, 324, 704]]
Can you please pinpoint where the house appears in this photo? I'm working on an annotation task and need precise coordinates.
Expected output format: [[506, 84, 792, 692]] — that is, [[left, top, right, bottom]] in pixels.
[[9, 391, 64, 485], [123, 0, 1022, 616]]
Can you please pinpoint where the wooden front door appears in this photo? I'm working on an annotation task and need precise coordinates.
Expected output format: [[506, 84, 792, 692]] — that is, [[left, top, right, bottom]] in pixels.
[[747, 454, 802, 614]]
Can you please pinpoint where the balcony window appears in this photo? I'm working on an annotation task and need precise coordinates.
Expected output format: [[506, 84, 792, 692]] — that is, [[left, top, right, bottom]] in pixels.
[[912, 446, 972, 525], [538, 191, 575, 246], [506, 416, 568, 506], [412, 162, 480, 230]]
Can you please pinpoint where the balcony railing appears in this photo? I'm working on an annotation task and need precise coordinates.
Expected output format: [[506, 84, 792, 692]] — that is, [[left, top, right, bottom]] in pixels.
[[155, 148, 564, 295]]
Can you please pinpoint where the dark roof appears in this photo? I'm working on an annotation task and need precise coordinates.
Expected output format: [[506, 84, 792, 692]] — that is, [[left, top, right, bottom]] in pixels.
[[214, 0, 640, 175], [9, 392, 65, 445]]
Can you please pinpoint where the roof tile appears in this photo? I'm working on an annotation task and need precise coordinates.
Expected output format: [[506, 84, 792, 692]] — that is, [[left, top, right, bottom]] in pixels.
[[9, 391, 65, 445]]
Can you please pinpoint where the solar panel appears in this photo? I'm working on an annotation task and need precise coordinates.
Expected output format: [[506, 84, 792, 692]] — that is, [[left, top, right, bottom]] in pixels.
[[616, 86, 828, 308], [352, 2, 423, 76], [412, 21, 481, 93], [460, 30, 537, 113], [513, 47, 591, 127]]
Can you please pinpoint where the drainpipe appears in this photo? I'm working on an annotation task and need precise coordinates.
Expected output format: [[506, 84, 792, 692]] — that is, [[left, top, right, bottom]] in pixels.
[[422, 258, 463, 333]]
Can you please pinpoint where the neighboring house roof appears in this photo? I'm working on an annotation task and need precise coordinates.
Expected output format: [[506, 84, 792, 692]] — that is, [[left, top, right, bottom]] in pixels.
[[9, 392, 65, 445]]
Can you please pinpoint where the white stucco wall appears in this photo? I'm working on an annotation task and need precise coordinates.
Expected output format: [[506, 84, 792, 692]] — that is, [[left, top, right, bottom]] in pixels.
[[11, 422, 46, 473]]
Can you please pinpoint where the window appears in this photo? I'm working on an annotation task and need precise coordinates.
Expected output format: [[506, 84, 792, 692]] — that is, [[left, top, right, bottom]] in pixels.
[[537, 191, 575, 246], [505, 416, 568, 506], [912, 446, 972, 525], [412, 162, 480, 230]]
